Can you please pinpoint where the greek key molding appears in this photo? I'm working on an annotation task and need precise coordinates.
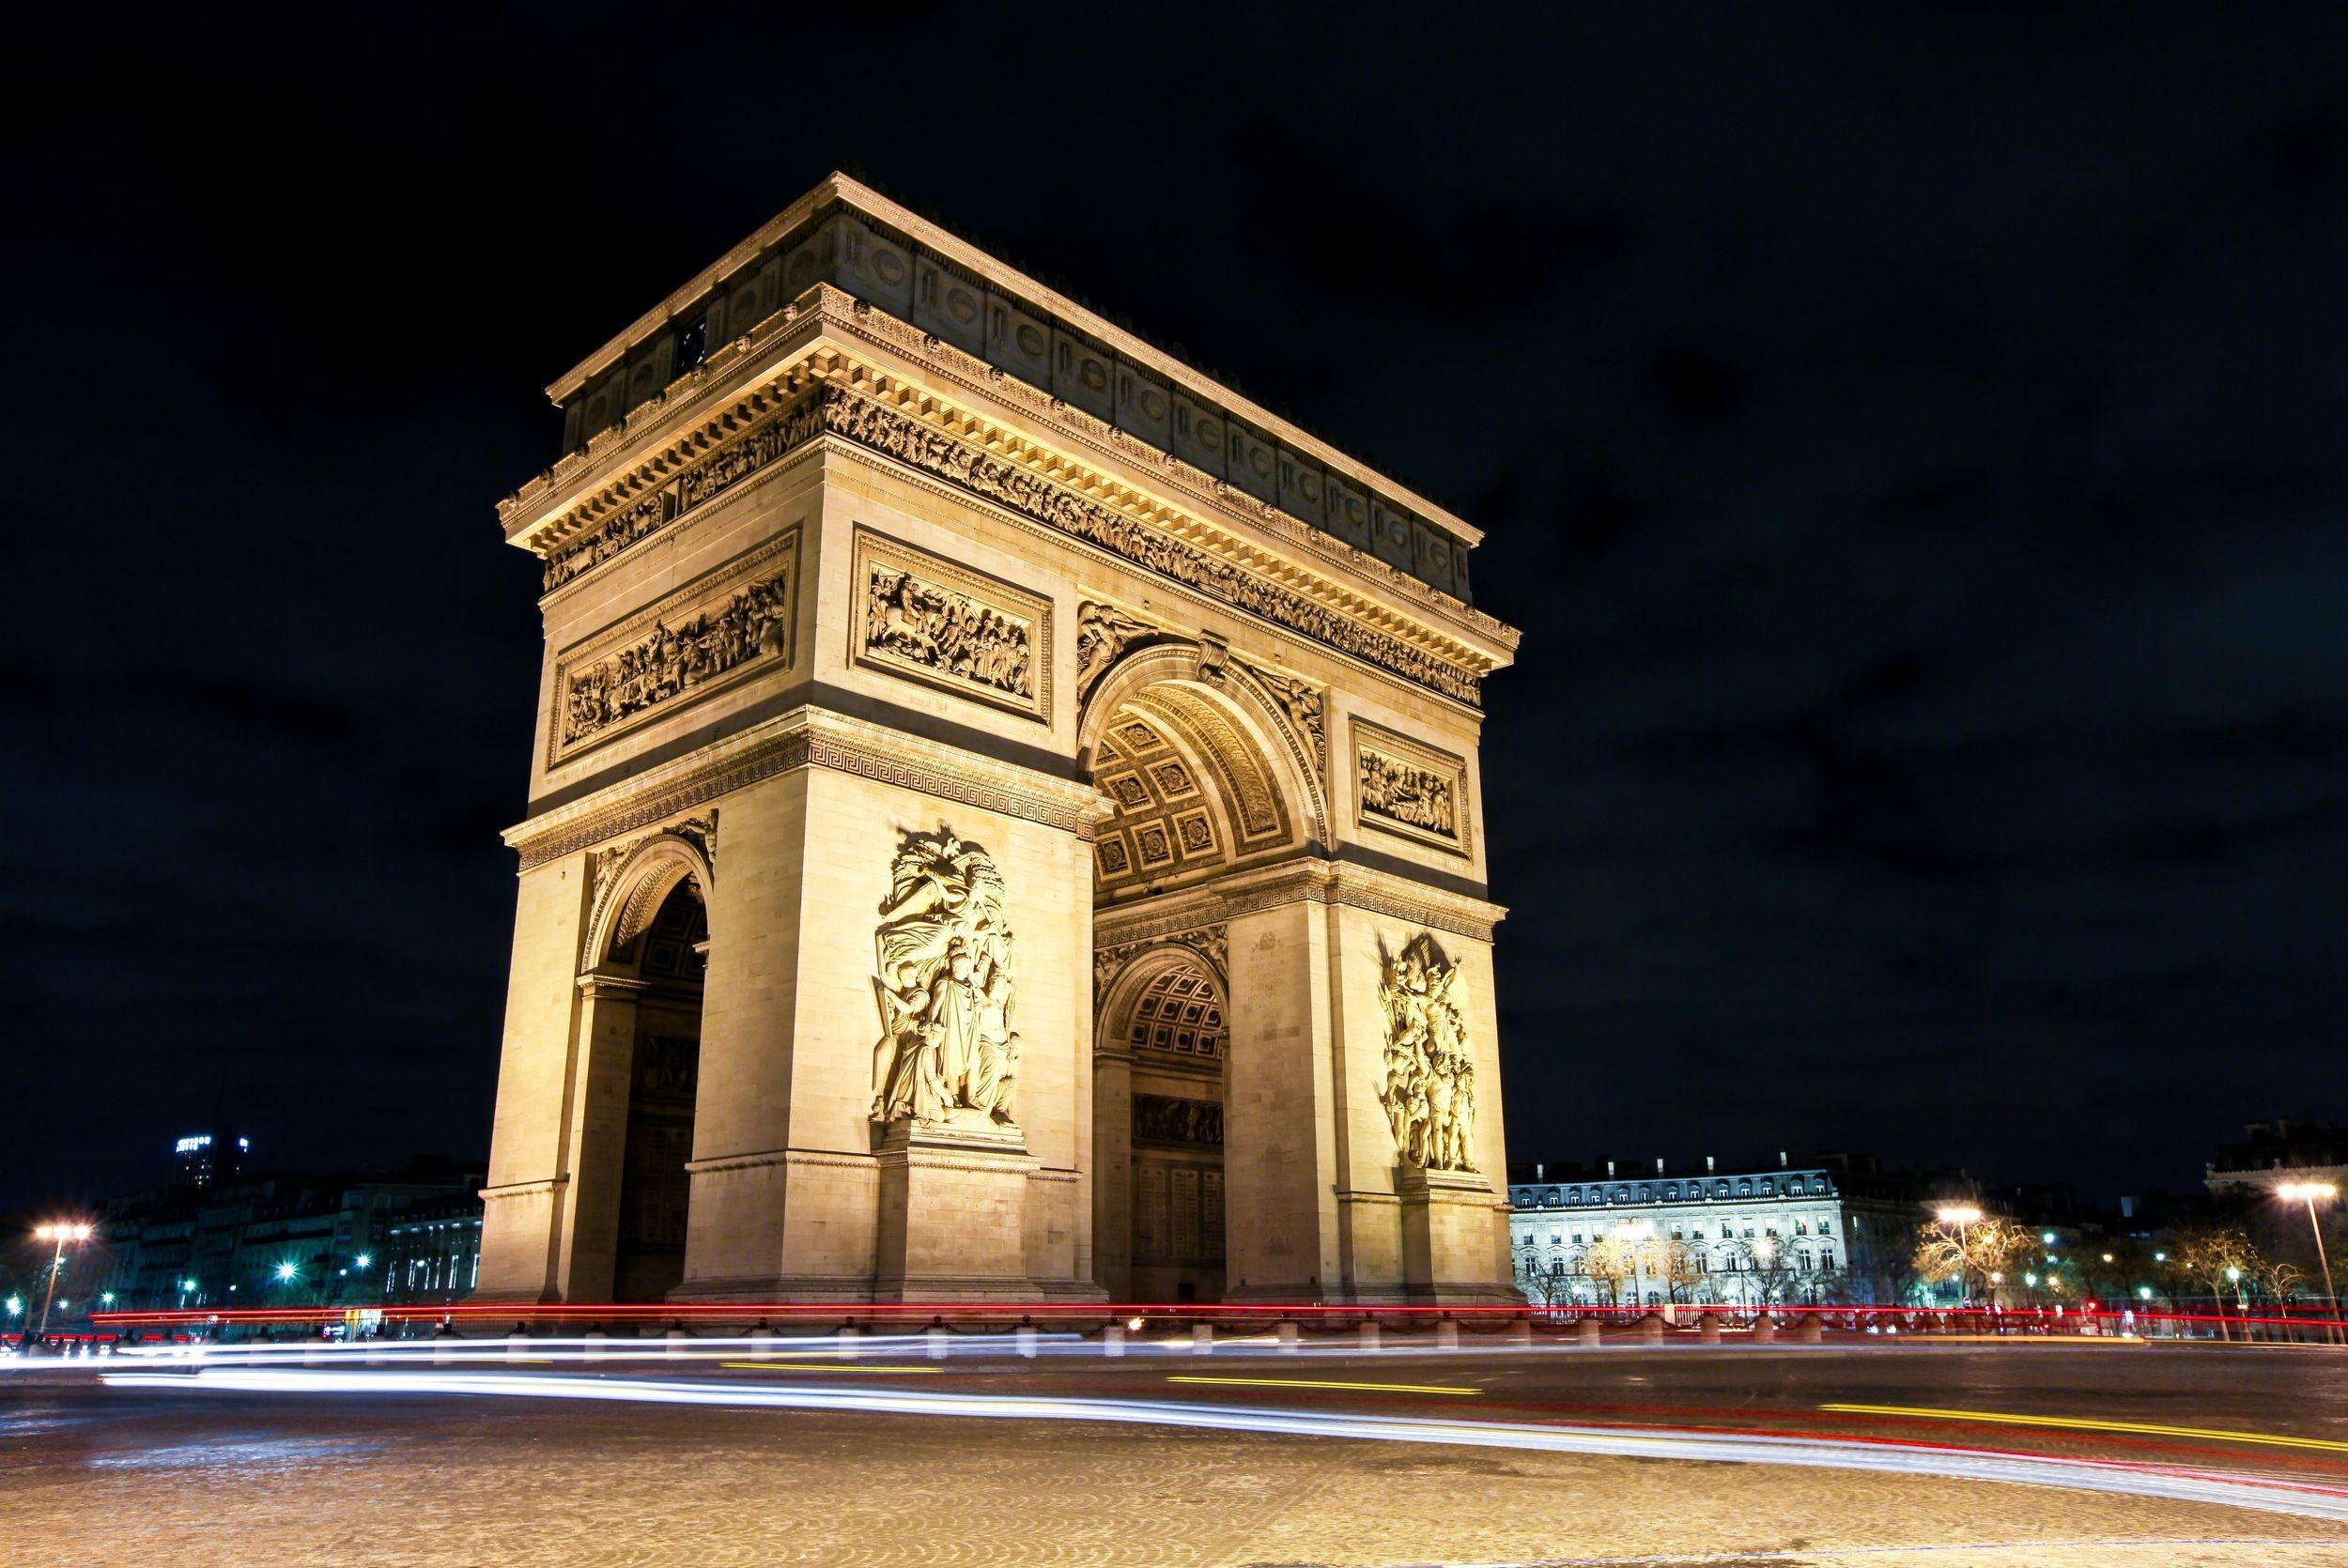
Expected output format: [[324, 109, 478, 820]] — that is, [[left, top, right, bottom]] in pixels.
[[509, 711, 1099, 870], [1097, 861, 1503, 945]]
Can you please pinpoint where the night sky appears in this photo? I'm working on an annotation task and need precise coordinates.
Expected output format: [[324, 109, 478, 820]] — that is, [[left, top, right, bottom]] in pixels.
[[7, 7, 2342, 1210]]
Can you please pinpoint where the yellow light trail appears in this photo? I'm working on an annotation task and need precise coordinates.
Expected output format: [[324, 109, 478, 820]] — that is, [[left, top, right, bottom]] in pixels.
[[1166, 1375, 1480, 1396], [719, 1361, 940, 1375], [1820, 1403, 2348, 1455]]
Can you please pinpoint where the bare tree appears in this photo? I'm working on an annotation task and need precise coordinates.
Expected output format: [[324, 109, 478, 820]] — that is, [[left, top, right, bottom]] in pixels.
[[1913, 1215, 2037, 1307], [2170, 1227, 2259, 1342], [1582, 1235, 1638, 1308]]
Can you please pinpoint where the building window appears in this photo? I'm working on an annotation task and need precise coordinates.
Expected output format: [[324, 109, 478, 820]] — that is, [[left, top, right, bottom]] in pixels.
[[1820, 1248, 1835, 1270], [1796, 1220, 1809, 1236]]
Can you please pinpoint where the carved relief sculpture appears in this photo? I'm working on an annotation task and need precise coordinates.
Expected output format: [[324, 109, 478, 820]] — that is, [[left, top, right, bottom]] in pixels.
[[537, 384, 1485, 706], [550, 531, 798, 764], [1132, 1094, 1224, 1148], [852, 530, 1052, 720], [1376, 932, 1477, 1173], [1352, 719, 1473, 854], [1074, 601, 1156, 698], [561, 576, 791, 748], [871, 827, 1020, 1128], [1242, 662, 1326, 771]]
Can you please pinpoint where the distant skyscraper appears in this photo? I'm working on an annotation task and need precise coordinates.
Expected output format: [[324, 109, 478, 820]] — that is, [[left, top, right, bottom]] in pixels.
[[173, 1130, 249, 1189]]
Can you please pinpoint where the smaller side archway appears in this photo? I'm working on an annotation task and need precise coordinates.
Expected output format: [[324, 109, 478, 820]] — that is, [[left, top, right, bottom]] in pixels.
[[1094, 944, 1228, 1304], [571, 833, 715, 1304]]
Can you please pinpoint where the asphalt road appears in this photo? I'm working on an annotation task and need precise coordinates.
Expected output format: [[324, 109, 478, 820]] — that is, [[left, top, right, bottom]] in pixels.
[[8, 1338, 2348, 1566]]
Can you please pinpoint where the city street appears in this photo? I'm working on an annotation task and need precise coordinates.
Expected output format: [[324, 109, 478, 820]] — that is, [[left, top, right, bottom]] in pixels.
[[8, 1338, 2348, 1565]]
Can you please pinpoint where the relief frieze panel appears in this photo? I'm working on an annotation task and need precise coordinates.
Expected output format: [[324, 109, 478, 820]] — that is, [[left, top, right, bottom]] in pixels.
[[1133, 1094, 1224, 1149], [543, 393, 824, 592], [852, 530, 1051, 721], [817, 388, 1485, 708], [550, 530, 797, 765], [536, 381, 1484, 706], [1352, 717, 1473, 856]]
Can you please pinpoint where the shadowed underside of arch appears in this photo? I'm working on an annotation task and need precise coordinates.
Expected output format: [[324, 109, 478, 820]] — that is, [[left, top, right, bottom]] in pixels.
[[1087, 678, 1305, 902]]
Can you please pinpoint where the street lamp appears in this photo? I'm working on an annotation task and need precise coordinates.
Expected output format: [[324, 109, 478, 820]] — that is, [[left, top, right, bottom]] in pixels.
[[1936, 1205, 1982, 1308], [31, 1222, 95, 1343], [2277, 1181, 2341, 1341]]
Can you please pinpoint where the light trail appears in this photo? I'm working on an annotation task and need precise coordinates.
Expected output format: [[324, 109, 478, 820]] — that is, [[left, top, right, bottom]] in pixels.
[[1166, 1375, 1481, 1396], [96, 1367, 2348, 1524], [718, 1361, 939, 1375], [1821, 1403, 2348, 1456]]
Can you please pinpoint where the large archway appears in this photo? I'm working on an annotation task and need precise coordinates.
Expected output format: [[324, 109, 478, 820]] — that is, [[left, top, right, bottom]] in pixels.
[[1083, 648, 1322, 1302]]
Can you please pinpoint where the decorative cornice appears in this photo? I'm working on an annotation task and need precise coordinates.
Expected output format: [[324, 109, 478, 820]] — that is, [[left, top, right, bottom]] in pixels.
[[479, 1177, 567, 1202], [1095, 858, 1505, 945], [504, 291, 1516, 674], [506, 708, 1102, 870], [816, 384, 1486, 708]]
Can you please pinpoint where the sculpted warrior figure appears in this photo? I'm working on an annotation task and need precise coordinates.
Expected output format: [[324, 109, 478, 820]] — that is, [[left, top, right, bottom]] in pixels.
[[1375, 933, 1477, 1173], [871, 828, 1019, 1127], [1074, 602, 1154, 696]]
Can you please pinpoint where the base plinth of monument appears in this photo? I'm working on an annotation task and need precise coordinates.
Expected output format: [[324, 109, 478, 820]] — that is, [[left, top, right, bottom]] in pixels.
[[873, 1115, 1042, 1301], [1398, 1164, 1523, 1306]]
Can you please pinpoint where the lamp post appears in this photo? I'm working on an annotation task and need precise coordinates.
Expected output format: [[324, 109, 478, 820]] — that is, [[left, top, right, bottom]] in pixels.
[[2277, 1181, 2341, 1343], [1936, 1205, 1982, 1309], [31, 1222, 95, 1344]]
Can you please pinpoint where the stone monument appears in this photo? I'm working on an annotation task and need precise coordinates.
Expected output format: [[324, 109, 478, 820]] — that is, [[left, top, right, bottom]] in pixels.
[[473, 173, 1524, 1305]]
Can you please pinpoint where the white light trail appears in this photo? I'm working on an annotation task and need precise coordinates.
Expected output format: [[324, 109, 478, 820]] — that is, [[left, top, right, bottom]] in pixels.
[[96, 1366, 2348, 1524]]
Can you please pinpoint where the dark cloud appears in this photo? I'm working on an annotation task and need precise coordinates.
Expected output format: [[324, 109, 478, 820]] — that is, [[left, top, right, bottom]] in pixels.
[[2, 2, 2341, 1208]]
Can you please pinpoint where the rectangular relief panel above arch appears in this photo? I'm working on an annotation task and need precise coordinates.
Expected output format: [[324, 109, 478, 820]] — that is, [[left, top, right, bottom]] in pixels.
[[547, 528, 800, 770], [1350, 717, 1475, 859], [850, 526, 1054, 723]]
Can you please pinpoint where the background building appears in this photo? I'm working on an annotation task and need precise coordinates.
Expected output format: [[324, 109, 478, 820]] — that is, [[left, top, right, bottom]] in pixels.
[[1506, 1154, 1942, 1307], [93, 1140, 481, 1314], [2205, 1116, 2348, 1198]]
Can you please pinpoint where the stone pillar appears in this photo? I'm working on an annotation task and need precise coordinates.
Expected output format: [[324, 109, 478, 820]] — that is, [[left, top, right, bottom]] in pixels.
[[1399, 1165, 1512, 1304], [549, 974, 648, 1302], [873, 1117, 1043, 1300], [1221, 898, 1339, 1302], [473, 855, 595, 1303], [1091, 1044, 1135, 1299]]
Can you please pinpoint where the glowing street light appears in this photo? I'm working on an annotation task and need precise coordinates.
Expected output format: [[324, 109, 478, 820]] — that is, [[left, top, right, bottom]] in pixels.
[[275, 1260, 301, 1284], [2278, 1181, 2341, 1340], [30, 1222, 95, 1342], [354, 1253, 371, 1270]]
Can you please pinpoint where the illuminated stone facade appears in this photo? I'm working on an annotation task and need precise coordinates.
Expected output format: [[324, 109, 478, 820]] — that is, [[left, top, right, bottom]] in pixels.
[[474, 175, 1522, 1306]]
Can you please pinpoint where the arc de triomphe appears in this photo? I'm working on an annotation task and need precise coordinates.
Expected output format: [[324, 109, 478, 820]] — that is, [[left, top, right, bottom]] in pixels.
[[473, 174, 1523, 1306]]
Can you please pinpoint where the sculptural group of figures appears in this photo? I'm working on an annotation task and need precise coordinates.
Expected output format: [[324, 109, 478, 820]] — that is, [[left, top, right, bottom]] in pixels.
[[870, 830, 1020, 1126], [865, 567, 1034, 699], [1376, 934, 1477, 1172], [1360, 751, 1456, 835], [563, 576, 791, 743]]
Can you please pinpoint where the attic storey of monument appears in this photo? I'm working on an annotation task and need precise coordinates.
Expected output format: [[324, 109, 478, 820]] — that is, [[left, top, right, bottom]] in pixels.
[[474, 173, 1524, 1308]]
